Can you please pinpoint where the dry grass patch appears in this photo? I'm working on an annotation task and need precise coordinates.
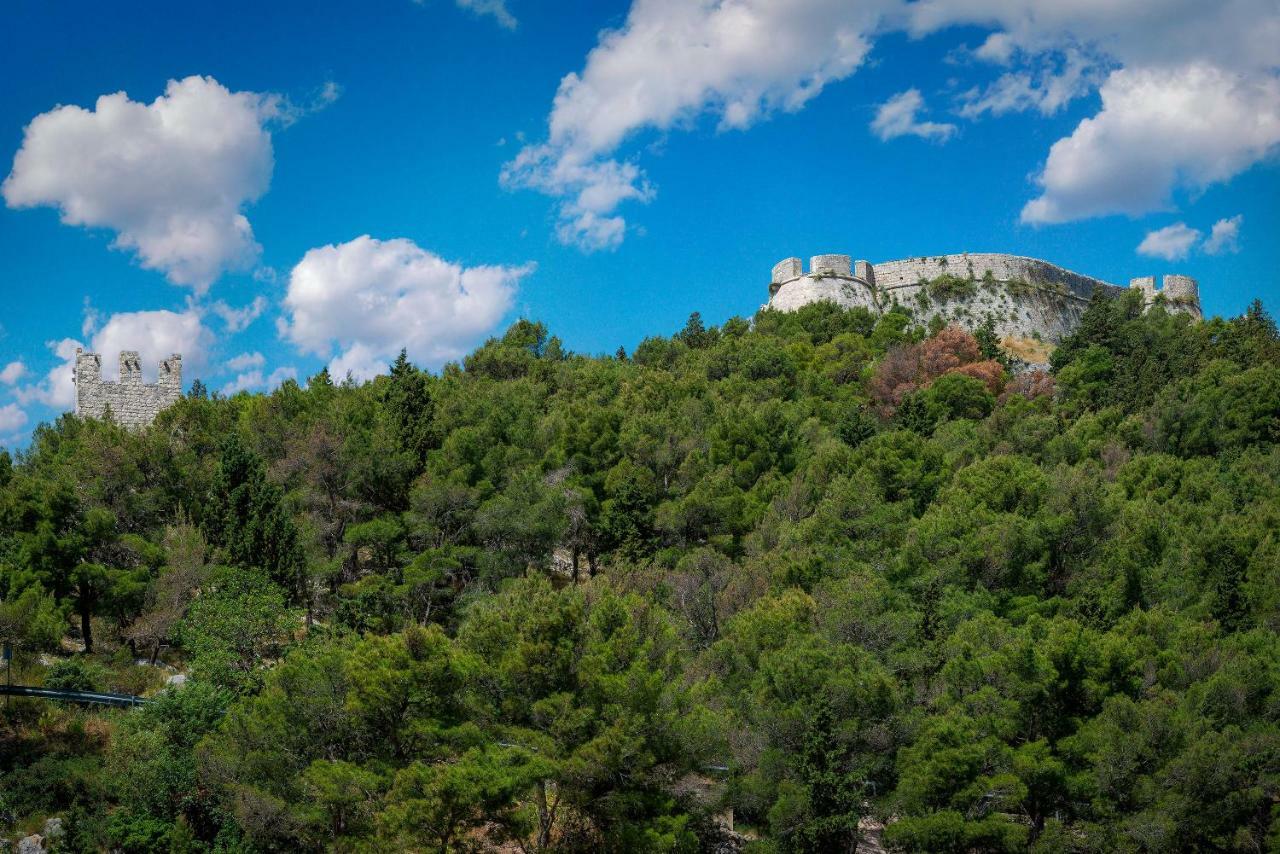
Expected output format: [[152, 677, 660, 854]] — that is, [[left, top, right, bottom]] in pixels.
[[1001, 335, 1055, 365]]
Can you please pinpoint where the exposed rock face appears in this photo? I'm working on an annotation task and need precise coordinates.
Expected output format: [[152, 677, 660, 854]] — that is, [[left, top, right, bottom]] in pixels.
[[74, 349, 182, 429], [40, 819, 61, 843], [767, 253, 1202, 343]]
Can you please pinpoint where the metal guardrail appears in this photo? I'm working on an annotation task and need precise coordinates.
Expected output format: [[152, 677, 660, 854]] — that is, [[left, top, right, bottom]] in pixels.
[[0, 684, 148, 707]]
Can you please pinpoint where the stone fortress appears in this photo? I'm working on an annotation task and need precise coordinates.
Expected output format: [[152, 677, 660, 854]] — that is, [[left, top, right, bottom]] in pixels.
[[74, 349, 183, 429], [767, 252, 1202, 346], [67, 253, 1202, 428]]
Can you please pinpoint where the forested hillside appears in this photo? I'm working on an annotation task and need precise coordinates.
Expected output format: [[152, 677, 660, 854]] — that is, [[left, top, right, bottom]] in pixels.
[[2, 290, 1279, 853]]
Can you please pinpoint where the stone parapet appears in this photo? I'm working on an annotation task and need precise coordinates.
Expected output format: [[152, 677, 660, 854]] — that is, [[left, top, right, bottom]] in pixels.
[[74, 349, 182, 429], [810, 254, 852, 277]]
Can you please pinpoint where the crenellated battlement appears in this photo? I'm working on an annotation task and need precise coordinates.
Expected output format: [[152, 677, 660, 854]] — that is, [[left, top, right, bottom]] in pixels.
[[74, 348, 182, 429], [767, 251, 1205, 347]]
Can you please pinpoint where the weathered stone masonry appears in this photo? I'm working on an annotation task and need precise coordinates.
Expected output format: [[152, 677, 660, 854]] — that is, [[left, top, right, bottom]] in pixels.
[[767, 252, 1203, 344], [74, 349, 182, 429]]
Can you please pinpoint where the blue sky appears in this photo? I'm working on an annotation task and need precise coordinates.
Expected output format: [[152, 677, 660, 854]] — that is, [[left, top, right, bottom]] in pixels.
[[1, 0, 1277, 445]]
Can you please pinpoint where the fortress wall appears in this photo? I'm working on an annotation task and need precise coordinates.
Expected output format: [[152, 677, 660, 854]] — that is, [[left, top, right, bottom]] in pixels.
[[873, 254, 1122, 301], [889, 283, 1094, 343], [769, 276, 879, 314], [75, 349, 182, 429], [764, 251, 1202, 351]]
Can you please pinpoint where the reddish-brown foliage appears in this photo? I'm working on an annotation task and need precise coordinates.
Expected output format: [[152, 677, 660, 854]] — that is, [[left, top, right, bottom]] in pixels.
[[920, 326, 980, 377], [1000, 370, 1055, 402], [870, 326, 1006, 414], [949, 359, 1005, 394], [868, 345, 922, 410]]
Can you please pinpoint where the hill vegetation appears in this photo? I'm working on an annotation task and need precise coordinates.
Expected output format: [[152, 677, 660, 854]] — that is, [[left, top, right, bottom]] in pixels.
[[2, 290, 1279, 852]]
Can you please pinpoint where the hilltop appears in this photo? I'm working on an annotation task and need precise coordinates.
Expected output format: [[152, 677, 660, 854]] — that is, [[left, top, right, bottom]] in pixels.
[[1, 290, 1278, 852]]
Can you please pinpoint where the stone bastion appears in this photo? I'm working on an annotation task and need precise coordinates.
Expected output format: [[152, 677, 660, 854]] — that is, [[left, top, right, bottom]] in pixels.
[[74, 349, 183, 429], [766, 252, 1202, 344]]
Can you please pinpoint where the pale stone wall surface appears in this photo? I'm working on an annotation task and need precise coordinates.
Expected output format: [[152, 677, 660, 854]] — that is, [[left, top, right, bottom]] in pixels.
[[74, 350, 182, 429], [770, 275, 879, 314], [872, 253, 1123, 301], [810, 254, 852, 277], [771, 257, 803, 283]]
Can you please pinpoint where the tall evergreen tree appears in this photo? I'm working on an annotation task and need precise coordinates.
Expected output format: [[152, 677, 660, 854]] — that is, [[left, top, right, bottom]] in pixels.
[[204, 435, 304, 600], [384, 349, 435, 465]]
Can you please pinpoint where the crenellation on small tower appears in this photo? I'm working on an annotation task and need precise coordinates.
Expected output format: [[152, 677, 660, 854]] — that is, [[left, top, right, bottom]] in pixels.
[[157, 354, 183, 393], [119, 351, 142, 386], [810, 254, 852, 277], [855, 260, 875, 284], [74, 349, 183, 429], [771, 257, 803, 284], [1129, 274, 1202, 320], [1129, 276, 1156, 300]]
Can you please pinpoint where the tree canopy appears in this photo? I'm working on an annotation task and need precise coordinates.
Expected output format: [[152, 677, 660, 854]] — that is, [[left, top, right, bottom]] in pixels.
[[2, 296, 1279, 852]]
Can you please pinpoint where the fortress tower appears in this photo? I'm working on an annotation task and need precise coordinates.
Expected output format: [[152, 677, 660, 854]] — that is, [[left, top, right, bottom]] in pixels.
[[74, 349, 183, 429], [768, 254, 879, 314]]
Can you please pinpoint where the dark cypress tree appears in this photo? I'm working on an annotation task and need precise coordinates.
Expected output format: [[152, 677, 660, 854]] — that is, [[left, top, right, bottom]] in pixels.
[[384, 349, 435, 465], [974, 317, 1008, 366], [678, 312, 709, 348], [205, 435, 305, 600], [836, 405, 878, 448], [310, 366, 334, 389], [895, 392, 939, 435], [1054, 286, 1116, 371]]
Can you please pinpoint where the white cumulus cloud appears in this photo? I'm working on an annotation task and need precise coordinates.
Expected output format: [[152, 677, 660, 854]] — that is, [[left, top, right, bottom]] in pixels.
[[507, 0, 1280, 241], [2, 76, 279, 292], [871, 89, 957, 141], [1204, 214, 1243, 255], [905, 0, 1280, 74], [212, 296, 269, 332], [908, 2, 1280, 224], [16, 339, 84, 409], [280, 235, 532, 381], [503, 0, 894, 249], [1137, 222, 1201, 261], [0, 361, 27, 385], [957, 48, 1100, 118], [226, 351, 266, 372], [1022, 64, 1280, 224], [502, 148, 653, 251], [0, 404, 28, 435], [220, 365, 297, 397]]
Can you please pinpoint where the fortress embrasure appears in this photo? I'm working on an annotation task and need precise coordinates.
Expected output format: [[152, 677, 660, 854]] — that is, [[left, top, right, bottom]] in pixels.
[[767, 252, 1202, 346], [74, 349, 183, 429]]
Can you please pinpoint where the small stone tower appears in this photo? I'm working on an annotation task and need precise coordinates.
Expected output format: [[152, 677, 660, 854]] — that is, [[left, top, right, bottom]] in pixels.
[[767, 253, 879, 313], [74, 349, 183, 429], [1129, 274, 1203, 320]]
